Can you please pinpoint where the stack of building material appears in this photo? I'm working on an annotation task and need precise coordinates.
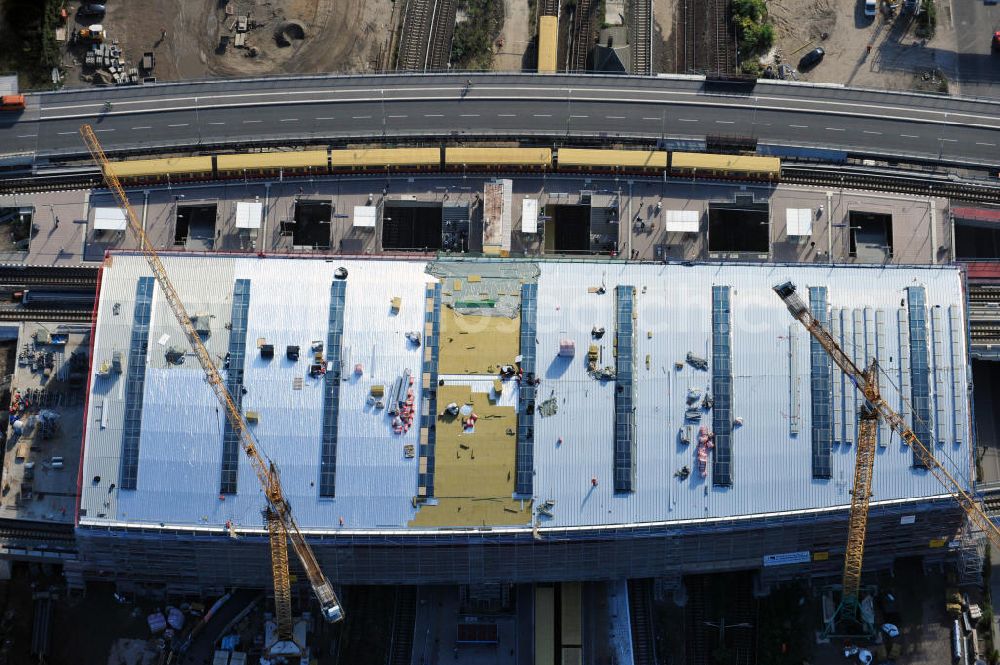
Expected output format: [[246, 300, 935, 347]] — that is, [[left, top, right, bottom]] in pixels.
[[482, 179, 512, 255], [84, 42, 140, 85]]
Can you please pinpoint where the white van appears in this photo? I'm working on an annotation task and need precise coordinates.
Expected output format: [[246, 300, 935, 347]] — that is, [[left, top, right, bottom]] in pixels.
[[865, 0, 877, 17]]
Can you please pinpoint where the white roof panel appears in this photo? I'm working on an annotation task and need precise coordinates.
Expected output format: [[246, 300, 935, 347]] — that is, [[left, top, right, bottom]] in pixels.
[[786, 208, 813, 236], [235, 201, 263, 229], [521, 198, 538, 234], [665, 210, 699, 233], [353, 206, 377, 228], [93, 207, 127, 231]]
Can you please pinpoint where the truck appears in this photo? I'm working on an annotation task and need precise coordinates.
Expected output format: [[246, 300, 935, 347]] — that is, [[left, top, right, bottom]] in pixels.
[[0, 94, 24, 112]]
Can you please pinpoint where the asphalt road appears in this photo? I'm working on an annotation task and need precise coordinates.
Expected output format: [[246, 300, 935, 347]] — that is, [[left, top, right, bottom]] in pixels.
[[2, 73, 1000, 167]]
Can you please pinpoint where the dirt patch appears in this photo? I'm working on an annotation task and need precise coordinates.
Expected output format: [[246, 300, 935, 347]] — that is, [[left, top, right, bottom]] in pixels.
[[60, 0, 395, 86], [767, 0, 958, 90], [492, 0, 533, 71], [651, 0, 675, 73]]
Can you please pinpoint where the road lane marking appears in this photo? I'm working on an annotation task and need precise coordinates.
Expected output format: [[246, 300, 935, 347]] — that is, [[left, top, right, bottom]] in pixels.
[[606, 115, 625, 119], [167, 123, 189, 127], [789, 124, 808, 128], [316, 116, 336, 120], [938, 138, 957, 142], [825, 127, 845, 131], [715, 120, 734, 124], [901, 134, 919, 138], [460, 114, 480, 117], [642, 117, 659, 121], [57, 131, 77, 135], [280, 118, 300, 122], [34, 85, 1000, 137], [387, 114, 407, 118], [424, 113, 444, 117], [977, 142, 996, 147], [208, 122, 225, 126], [131, 126, 152, 130], [534, 113, 553, 117], [243, 120, 263, 124], [94, 128, 115, 132], [863, 130, 882, 135], [677, 118, 698, 122], [17, 134, 36, 138], [497, 113, 517, 117], [570, 114, 589, 118], [350, 115, 370, 119]]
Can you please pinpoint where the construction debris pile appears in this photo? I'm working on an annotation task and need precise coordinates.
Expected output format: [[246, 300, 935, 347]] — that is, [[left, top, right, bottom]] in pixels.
[[427, 262, 539, 319]]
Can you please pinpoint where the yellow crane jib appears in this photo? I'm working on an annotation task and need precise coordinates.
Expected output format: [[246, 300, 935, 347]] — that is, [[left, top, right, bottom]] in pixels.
[[773, 281, 1000, 555], [79, 125, 345, 624]]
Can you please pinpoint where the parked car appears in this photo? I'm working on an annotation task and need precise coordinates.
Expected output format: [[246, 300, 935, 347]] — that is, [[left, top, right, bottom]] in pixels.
[[78, 3, 106, 17], [864, 0, 877, 17], [798, 47, 826, 70]]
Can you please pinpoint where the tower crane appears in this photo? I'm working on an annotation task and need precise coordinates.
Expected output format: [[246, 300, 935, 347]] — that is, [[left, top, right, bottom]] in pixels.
[[774, 281, 1000, 633], [79, 126, 345, 628]]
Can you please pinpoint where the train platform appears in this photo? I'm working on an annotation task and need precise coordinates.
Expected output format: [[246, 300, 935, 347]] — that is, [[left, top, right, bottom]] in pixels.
[[0, 174, 951, 268]]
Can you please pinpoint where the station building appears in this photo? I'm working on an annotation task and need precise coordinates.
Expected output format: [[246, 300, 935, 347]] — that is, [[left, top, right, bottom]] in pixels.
[[69, 252, 973, 594]]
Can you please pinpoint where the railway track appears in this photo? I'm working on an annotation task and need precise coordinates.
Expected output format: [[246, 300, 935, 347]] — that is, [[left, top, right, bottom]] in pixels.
[[0, 266, 99, 288], [677, 0, 733, 75], [569, 0, 594, 71], [0, 307, 93, 323], [969, 285, 1000, 302], [630, 0, 652, 75], [396, 0, 456, 71], [540, 0, 559, 17], [782, 165, 1000, 204], [426, 0, 457, 71], [397, 0, 434, 70]]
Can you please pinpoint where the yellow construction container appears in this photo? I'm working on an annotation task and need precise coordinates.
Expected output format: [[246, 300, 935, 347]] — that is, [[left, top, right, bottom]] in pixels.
[[110, 156, 214, 179], [216, 150, 328, 173], [537, 15, 558, 73], [445, 147, 552, 167], [670, 152, 781, 178], [329, 147, 440, 169], [557, 148, 667, 170]]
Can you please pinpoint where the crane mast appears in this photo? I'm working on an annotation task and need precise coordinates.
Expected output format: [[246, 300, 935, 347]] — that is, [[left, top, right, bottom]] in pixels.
[[773, 282, 1000, 559], [80, 125, 344, 623]]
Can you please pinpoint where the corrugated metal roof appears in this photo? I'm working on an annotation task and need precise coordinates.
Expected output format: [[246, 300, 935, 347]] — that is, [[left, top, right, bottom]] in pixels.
[[81, 254, 432, 531], [82, 256, 971, 532], [558, 149, 667, 169], [531, 262, 970, 527], [445, 147, 552, 166], [216, 150, 328, 171], [537, 16, 558, 73], [110, 156, 214, 178]]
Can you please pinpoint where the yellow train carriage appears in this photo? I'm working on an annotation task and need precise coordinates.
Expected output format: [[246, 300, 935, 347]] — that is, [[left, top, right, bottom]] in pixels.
[[669, 152, 780, 180], [109, 156, 214, 183], [329, 147, 441, 172], [216, 150, 329, 177], [444, 147, 552, 170], [557, 148, 667, 173], [537, 15, 558, 74]]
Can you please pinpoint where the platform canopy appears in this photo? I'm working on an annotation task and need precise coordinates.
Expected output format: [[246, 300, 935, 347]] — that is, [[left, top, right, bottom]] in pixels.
[[93, 207, 127, 231], [235, 201, 263, 229]]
